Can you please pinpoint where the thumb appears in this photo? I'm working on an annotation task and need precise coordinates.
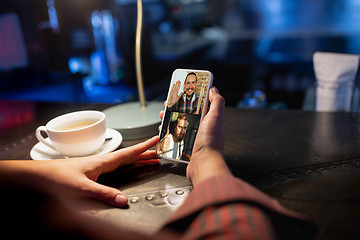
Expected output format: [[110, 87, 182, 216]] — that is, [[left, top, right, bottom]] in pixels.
[[84, 180, 128, 207], [178, 91, 184, 99]]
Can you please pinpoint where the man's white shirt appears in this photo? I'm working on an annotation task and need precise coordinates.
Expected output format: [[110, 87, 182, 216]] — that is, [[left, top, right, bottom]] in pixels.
[[161, 133, 184, 159]]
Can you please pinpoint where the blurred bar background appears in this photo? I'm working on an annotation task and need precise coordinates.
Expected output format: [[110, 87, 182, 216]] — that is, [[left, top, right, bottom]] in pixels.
[[1, 0, 360, 109]]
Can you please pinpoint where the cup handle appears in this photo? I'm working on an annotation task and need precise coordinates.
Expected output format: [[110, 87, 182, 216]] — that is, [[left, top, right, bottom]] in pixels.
[[36, 126, 56, 150]]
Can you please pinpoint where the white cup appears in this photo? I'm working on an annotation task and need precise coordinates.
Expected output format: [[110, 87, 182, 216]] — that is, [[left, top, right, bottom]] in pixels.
[[35, 110, 106, 157]]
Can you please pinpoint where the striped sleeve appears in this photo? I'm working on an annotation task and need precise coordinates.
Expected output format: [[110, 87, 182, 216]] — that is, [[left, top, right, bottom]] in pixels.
[[160, 175, 316, 240]]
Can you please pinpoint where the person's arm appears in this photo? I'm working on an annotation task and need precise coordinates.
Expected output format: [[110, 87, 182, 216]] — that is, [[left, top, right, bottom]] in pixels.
[[159, 87, 316, 239], [187, 87, 231, 186], [0, 136, 160, 207], [162, 175, 316, 239]]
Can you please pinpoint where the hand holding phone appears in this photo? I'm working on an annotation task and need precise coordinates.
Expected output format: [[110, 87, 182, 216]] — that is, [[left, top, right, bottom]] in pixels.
[[156, 69, 213, 163], [187, 86, 231, 186]]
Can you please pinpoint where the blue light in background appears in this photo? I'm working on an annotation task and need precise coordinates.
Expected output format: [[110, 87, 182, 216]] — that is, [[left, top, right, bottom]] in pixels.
[[46, 0, 59, 33], [68, 58, 80, 74], [68, 57, 91, 75]]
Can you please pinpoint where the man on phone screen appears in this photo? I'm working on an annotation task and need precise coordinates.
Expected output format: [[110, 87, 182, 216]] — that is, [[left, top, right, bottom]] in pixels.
[[167, 72, 202, 115], [158, 113, 189, 160]]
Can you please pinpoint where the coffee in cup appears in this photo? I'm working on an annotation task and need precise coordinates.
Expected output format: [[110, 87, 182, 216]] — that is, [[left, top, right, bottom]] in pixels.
[[35, 110, 106, 157]]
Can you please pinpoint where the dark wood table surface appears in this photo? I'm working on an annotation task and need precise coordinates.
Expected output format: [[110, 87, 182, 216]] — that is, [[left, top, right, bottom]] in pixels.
[[1, 99, 360, 240]]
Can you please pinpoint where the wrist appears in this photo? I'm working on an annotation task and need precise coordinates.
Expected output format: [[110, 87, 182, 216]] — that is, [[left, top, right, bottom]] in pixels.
[[187, 151, 232, 187], [0, 161, 39, 187]]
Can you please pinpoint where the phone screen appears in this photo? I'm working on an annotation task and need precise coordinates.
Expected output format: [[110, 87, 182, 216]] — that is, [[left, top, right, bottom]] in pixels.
[[156, 69, 213, 163]]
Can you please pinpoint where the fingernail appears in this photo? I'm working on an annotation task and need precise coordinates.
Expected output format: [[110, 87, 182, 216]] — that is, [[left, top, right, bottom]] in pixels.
[[212, 86, 219, 93], [114, 194, 128, 206]]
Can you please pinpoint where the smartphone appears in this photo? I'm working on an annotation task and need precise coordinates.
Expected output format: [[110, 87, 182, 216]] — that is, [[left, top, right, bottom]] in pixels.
[[156, 69, 213, 163]]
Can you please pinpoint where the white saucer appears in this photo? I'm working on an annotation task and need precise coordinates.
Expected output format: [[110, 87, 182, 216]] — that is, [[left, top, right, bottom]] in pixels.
[[30, 128, 123, 160]]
